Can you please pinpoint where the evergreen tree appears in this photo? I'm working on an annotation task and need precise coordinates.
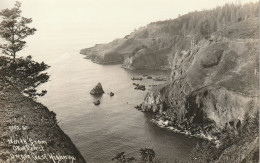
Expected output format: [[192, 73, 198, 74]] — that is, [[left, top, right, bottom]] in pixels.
[[0, 1, 36, 62]]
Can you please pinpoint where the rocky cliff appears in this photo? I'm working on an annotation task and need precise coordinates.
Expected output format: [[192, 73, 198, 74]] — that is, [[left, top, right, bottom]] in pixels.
[[141, 17, 259, 161], [80, 36, 174, 70], [142, 17, 259, 133]]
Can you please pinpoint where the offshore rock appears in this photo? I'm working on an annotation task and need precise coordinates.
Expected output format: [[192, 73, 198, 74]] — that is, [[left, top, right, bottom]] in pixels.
[[131, 77, 143, 80], [110, 92, 114, 96], [90, 82, 104, 95], [134, 85, 146, 91], [93, 100, 100, 105]]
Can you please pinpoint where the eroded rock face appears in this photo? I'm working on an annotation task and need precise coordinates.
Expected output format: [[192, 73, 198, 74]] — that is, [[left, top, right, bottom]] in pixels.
[[142, 91, 164, 113], [121, 46, 171, 70], [90, 83, 104, 95], [142, 18, 259, 137]]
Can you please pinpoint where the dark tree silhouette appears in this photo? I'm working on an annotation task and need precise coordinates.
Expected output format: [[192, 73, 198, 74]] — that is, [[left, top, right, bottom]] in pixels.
[[0, 1, 36, 62], [0, 55, 50, 98], [112, 152, 126, 162], [139, 148, 156, 163]]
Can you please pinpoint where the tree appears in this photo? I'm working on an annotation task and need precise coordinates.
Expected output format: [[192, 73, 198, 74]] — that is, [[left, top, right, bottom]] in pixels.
[[0, 55, 50, 98], [139, 148, 156, 163], [0, 1, 36, 62], [112, 152, 126, 162], [0, 2, 48, 99]]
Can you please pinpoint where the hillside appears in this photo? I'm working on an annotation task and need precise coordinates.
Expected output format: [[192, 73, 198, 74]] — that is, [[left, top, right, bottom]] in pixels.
[[141, 16, 259, 162], [0, 57, 86, 163], [80, 2, 259, 71]]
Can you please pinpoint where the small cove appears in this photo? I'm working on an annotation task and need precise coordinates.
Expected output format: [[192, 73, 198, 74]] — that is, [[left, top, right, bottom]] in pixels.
[[36, 52, 201, 162]]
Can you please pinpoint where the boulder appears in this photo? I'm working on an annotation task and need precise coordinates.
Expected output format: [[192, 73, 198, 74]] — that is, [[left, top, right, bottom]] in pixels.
[[131, 77, 143, 80], [134, 85, 146, 91], [93, 100, 100, 105], [110, 92, 114, 97], [90, 83, 104, 95], [134, 104, 142, 110], [153, 77, 167, 81]]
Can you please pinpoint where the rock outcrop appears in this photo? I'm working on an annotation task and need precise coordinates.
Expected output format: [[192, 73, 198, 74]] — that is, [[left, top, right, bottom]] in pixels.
[[90, 82, 104, 95], [134, 84, 146, 91], [121, 46, 171, 70]]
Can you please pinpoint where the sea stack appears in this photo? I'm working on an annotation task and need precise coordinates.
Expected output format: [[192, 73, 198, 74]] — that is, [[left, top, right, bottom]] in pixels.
[[90, 82, 104, 95]]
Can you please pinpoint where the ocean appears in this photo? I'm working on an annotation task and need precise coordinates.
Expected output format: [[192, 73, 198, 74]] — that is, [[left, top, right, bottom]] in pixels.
[[19, 28, 200, 162]]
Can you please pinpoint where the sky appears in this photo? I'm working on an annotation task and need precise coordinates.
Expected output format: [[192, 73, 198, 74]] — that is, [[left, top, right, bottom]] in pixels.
[[0, 0, 257, 34], [0, 0, 258, 57]]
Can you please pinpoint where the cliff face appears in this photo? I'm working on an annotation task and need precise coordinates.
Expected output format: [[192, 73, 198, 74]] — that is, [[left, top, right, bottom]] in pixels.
[[80, 36, 175, 69], [121, 46, 171, 70], [80, 38, 152, 64], [141, 18, 259, 138]]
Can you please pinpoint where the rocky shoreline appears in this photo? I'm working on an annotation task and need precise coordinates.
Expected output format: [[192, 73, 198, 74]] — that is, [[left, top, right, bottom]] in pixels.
[[120, 64, 171, 71], [82, 55, 172, 71], [135, 103, 220, 145], [151, 118, 220, 144], [0, 77, 86, 162]]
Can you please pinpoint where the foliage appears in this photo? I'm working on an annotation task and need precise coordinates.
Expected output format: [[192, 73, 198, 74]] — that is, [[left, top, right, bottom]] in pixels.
[[112, 148, 157, 163], [139, 148, 156, 163], [0, 1, 36, 62], [112, 152, 136, 163], [134, 2, 258, 40], [112, 152, 126, 162], [188, 111, 259, 163], [189, 141, 219, 163], [0, 56, 49, 98]]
